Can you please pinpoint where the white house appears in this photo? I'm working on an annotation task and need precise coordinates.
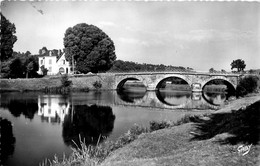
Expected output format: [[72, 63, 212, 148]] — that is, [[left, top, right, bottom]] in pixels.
[[38, 50, 72, 75]]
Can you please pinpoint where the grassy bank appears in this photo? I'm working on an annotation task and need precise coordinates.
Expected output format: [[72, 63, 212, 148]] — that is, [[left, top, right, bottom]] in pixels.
[[0, 74, 115, 92], [101, 97, 260, 166], [40, 94, 260, 166]]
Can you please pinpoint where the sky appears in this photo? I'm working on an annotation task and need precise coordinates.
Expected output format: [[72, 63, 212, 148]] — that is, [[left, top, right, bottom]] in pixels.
[[1, 1, 259, 71]]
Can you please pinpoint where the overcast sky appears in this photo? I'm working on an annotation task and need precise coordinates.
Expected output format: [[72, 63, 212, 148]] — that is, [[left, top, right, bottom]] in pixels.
[[1, 1, 259, 71]]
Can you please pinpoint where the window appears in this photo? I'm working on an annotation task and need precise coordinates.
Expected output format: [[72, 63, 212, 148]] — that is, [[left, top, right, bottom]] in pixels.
[[49, 59, 52, 64], [63, 60, 65, 65], [49, 67, 52, 72], [41, 59, 43, 64]]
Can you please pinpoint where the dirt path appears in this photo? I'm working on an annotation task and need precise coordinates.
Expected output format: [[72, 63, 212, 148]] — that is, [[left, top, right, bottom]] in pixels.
[[100, 94, 260, 166]]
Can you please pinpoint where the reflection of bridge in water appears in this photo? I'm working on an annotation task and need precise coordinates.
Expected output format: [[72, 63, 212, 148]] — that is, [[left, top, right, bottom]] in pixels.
[[95, 91, 222, 110]]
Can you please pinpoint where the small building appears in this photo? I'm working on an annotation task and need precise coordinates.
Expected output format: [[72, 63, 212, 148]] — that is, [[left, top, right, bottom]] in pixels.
[[38, 49, 72, 75]]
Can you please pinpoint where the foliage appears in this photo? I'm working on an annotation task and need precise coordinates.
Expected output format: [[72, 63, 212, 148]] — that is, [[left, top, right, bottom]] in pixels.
[[60, 74, 72, 88], [231, 59, 246, 72], [192, 100, 260, 145], [209, 68, 215, 73], [40, 65, 48, 76], [0, 13, 17, 61], [93, 80, 102, 90], [236, 75, 259, 96], [40, 137, 99, 166], [63, 23, 116, 74], [1, 52, 39, 78], [236, 85, 247, 97], [149, 114, 206, 132], [115, 124, 148, 147], [109, 60, 188, 72], [150, 121, 171, 132], [221, 69, 226, 73]]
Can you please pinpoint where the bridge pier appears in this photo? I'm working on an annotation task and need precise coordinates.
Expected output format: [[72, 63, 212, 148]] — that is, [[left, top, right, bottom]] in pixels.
[[191, 83, 202, 92], [146, 84, 157, 91]]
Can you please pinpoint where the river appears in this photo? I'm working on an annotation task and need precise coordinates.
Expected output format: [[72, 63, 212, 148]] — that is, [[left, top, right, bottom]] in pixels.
[[0, 90, 227, 166]]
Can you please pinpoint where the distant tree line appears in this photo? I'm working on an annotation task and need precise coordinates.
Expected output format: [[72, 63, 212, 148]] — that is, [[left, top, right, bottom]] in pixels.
[[108, 60, 192, 73]]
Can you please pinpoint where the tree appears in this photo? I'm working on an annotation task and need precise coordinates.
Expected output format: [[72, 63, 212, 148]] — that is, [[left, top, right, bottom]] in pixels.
[[0, 13, 17, 61], [1, 51, 39, 78], [63, 23, 116, 73], [40, 65, 48, 76], [231, 59, 246, 72], [209, 68, 215, 73], [25, 56, 39, 78], [221, 69, 226, 73]]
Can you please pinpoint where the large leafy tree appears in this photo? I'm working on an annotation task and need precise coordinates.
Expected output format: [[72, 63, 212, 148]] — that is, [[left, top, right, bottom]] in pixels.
[[231, 59, 246, 72], [0, 13, 17, 61], [63, 23, 116, 73]]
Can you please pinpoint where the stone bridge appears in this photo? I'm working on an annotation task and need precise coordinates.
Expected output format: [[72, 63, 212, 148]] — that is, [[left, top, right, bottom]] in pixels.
[[113, 72, 241, 92]]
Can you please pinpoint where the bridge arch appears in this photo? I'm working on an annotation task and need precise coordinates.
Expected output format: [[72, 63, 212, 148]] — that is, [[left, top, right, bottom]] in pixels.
[[201, 76, 236, 96], [154, 75, 192, 90], [116, 76, 147, 90]]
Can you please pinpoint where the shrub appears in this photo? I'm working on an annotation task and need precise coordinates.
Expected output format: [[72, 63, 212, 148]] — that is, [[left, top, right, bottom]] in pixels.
[[60, 74, 72, 88], [93, 81, 102, 90], [149, 120, 171, 132], [237, 75, 259, 96], [114, 124, 148, 149]]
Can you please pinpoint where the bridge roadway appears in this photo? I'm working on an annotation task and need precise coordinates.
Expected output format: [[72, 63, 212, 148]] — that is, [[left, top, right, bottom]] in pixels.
[[111, 71, 241, 91]]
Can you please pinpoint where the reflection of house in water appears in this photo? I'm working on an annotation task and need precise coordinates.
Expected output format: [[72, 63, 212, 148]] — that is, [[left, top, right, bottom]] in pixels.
[[38, 95, 70, 124]]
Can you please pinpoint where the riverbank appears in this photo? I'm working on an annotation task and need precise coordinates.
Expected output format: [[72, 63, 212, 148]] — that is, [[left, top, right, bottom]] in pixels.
[[1, 75, 228, 92], [0, 74, 115, 92], [100, 94, 260, 166]]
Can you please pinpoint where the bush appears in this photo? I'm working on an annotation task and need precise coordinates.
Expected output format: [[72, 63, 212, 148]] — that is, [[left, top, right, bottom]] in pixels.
[[149, 120, 171, 132], [60, 74, 72, 88], [93, 81, 102, 90], [237, 75, 259, 96]]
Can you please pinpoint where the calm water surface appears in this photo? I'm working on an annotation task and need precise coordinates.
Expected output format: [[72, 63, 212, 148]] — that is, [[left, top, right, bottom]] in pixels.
[[0, 90, 227, 166]]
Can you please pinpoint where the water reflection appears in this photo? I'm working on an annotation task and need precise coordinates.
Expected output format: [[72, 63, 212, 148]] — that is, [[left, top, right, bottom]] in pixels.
[[117, 90, 227, 109], [38, 95, 70, 124], [0, 117, 16, 164], [0, 97, 38, 119], [117, 89, 146, 103], [62, 104, 115, 147], [156, 90, 191, 106], [203, 92, 226, 106], [0, 91, 226, 166]]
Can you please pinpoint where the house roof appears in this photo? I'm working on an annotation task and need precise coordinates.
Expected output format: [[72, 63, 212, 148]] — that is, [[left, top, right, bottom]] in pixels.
[[38, 50, 56, 57], [56, 52, 70, 62]]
